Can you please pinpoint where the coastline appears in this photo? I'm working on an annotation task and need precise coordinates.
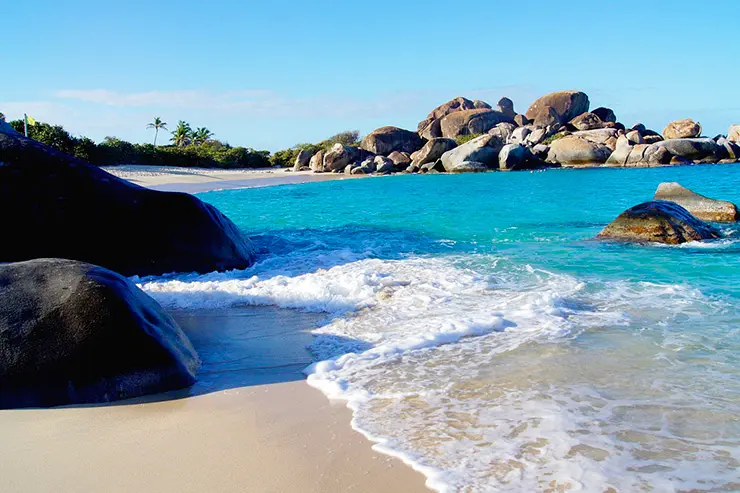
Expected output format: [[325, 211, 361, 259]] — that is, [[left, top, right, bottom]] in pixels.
[[103, 164, 370, 192], [0, 306, 429, 493]]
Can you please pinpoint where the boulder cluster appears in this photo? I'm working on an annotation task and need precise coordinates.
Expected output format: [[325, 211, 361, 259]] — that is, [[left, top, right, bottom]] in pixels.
[[294, 90, 740, 174]]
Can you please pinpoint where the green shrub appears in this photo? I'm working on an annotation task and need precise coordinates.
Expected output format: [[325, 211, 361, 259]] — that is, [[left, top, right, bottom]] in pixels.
[[455, 133, 484, 145], [541, 132, 567, 145]]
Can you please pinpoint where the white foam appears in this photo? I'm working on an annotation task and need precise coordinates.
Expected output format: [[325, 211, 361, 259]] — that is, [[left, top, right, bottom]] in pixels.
[[138, 253, 740, 492]]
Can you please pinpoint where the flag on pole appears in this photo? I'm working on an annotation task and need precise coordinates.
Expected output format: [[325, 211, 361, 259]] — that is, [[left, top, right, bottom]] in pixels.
[[26, 115, 37, 126]]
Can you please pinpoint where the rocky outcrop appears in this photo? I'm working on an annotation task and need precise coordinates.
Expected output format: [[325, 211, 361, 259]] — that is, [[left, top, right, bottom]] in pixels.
[[653, 182, 738, 222], [626, 130, 643, 145], [728, 124, 740, 143], [663, 118, 702, 139], [718, 136, 740, 160], [292, 148, 313, 171], [410, 138, 457, 165], [360, 126, 422, 156], [417, 97, 477, 139], [592, 107, 616, 123], [0, 131, 255, 277], [525, 90, 590, 123], [439, 109, 514, 139], [0, 259, 199, 408], [546, 135, 611, 165], [570, 112, 604, 131], [572, 128, 619, 146], [597, 201, 721, 244], [497, 97, 516, 118], [324, 143, 359, 172], [509, 126, 531, 145], [309, 150, 325, 172], [440, 134, 505, 171]]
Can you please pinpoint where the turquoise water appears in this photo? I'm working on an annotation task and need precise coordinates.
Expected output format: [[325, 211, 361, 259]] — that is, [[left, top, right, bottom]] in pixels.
[[142, 165, 740, 492]]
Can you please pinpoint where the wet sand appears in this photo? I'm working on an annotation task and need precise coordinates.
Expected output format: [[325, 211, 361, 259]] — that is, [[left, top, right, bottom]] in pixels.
[[0, 307, 429, 493]]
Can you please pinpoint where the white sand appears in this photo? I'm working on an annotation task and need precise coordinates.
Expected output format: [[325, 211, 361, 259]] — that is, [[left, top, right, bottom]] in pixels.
[[103, 164, 369, 192], [0, 308, 430, 493]]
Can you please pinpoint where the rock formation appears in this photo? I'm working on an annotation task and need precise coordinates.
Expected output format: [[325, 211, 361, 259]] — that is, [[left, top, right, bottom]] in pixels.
[[0, 259, 199, 408]]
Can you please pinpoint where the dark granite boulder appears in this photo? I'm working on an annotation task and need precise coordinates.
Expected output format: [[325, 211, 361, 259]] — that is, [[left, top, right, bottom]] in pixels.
[[0, 259, 199, 408], [525, 90, 590, 123], [0, 130, 255, 276], [597, 201, 721, 244], [360, 126, 423, 156]]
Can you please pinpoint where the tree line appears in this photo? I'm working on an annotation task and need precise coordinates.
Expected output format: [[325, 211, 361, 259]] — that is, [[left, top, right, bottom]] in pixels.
[[4, 115, 360, 169]]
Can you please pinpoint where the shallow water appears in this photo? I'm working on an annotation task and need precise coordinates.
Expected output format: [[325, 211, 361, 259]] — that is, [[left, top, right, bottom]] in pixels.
[[139, 165, 740, 492]]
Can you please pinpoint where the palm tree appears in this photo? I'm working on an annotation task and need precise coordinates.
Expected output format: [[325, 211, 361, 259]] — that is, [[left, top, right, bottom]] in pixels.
[[170, 120, 192, 147], [192, 127, 214, 146], [146, 117, 168, 147]]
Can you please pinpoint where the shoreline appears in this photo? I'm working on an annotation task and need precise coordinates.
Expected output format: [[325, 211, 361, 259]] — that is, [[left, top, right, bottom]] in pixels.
[[0, 306, 430, 493], [103, 164, 371, 193]]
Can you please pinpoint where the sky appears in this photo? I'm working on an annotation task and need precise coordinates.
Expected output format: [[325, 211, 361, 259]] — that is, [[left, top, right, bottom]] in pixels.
[[2, 1, 739, 151]]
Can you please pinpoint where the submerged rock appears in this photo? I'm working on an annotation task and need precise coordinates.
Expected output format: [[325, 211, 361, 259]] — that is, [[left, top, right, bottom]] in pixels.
[[0, 259, 199, 408], [0, 130, 254, 277], [597, 201, 721, 244], [653, 182, 738, 222], [445, 161, 488, 173]]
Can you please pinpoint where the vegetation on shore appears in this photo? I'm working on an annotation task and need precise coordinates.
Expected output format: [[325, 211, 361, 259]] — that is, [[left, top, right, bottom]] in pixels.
[[6, 117, 361, 169]]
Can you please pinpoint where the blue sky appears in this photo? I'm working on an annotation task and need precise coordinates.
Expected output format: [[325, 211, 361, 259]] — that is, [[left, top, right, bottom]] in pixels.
[[2, 1, 739, 151]]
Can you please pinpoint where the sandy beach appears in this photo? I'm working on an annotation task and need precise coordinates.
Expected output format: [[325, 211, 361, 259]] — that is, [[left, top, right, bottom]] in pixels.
[[1, 164, 427, 493], [0, 306, 429, 493], [103, 164, 370, 192]]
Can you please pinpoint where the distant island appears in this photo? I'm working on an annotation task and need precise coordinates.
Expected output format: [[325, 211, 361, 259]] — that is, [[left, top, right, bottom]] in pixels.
[[5, 89, 739, 173]]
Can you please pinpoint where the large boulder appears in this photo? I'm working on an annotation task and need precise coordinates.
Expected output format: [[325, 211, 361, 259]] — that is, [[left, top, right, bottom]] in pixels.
[[663, 118, 702, 139], [533, 106, 562, 127], [0, 131, 254, 277], [439, 109, 514, 139], [653, 182, 738, 222], [570, 112, 604, 131], [360, 126, 422, 156], [417, 97, 477, 139], [309, 150, 325, 172], [410, 138, 457, 166], [592, 107, 616, 123], [440, 134, 505, 171], [292, 148, 313, 171], [728, 124, 740, 143], [525, 90, 590, 123], [645, 138, 725, 163], [0, 259, 199, 408], [597, 201, 721, 244], [546, 135, 612, 165], [323, 143, 360, 171]]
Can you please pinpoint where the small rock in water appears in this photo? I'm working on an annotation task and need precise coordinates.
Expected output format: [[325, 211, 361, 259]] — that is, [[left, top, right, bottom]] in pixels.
[[653, 182, 738, 222], [597, 200, 721, 244]]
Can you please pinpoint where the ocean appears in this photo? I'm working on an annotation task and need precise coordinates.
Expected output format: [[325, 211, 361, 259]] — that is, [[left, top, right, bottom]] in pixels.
[[139, 165, 740, 492]]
